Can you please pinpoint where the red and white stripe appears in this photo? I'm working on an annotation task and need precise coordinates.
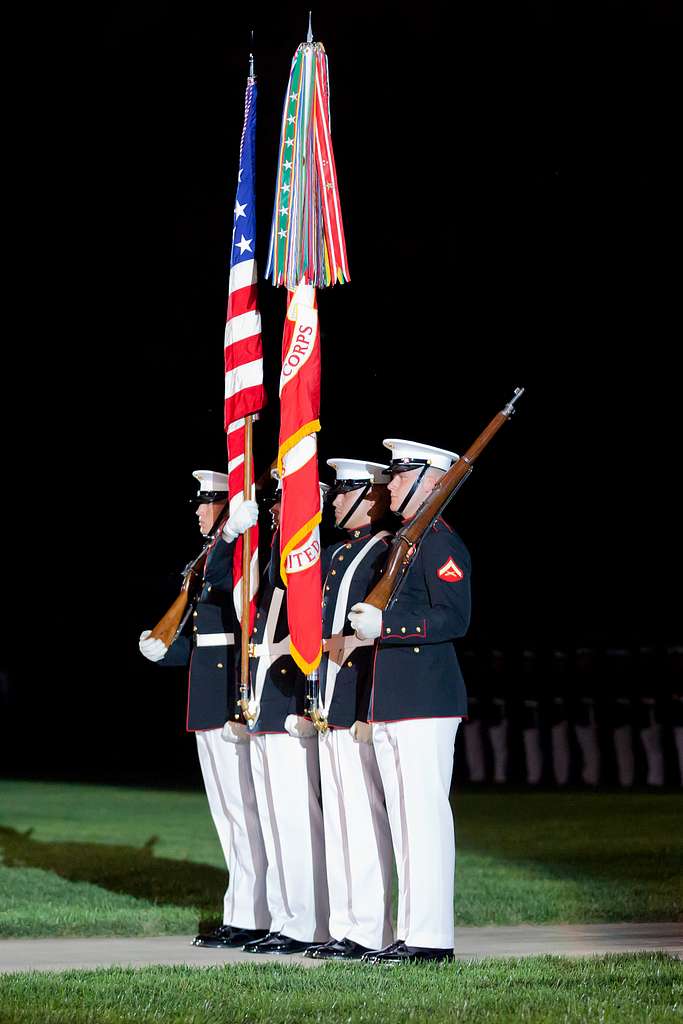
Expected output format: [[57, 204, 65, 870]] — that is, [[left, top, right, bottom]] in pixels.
[[224, 256, 266, 631], [225, 258, 265, 424]]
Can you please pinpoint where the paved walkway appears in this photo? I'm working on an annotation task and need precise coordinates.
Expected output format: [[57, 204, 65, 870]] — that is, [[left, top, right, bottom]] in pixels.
[[0, 923, 680, 974]]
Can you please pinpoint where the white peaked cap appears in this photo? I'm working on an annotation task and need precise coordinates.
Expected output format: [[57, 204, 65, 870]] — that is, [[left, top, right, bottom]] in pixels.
[[326, 458, 390, 483], [192, 469, 229, 494], [382, 439, 459, 472]]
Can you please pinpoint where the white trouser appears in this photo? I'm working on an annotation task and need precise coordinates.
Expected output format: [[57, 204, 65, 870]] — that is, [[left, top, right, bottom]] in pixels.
[[613, 725, 635, 787], [674, 727, 683, 787], [575, 721, 601, 786], [639, 721, 664, 786], [523, 727, 543, 785], [552, 720, 570, 786], [318, 727, 393, 950], [488, 717, 508, 783], [373, 717, 460, 950], [249, 733, 329, 943], [195, 728, 269, 929], [464, 720, 486, 782]]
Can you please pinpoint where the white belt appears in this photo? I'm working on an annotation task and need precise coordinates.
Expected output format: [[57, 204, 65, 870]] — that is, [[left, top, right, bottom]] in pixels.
[[250, 637, 291, 659], [196, 632, 235, 647], [250, 635, 372, 662]]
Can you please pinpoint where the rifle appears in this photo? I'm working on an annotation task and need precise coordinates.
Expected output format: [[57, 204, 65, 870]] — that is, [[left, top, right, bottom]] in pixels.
[[147, 507, 231, 648], [364, 388, 525, 611]]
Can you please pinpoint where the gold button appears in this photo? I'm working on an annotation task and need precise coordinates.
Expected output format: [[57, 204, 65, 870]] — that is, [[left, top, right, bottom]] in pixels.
[[331, 569, 336, 575], [353, 530, 360, 537], [345, 543, 352, 549], [193, 626, 198, 633], [413, 647, 420, 653], [206, 585, 212, 592], [193, 611, 198, 618], [347, 660, 353, 667], [216, 662, 224, 669], [386, 626, 391, 633], [234, 714, 239, 720], [256, 612, 260, 618], [416, 626, 421, 632], [326, 585, 331, 591], [280, 668, 287, 674], [338, 555, 344, 561], [401, 627, 406, 634]]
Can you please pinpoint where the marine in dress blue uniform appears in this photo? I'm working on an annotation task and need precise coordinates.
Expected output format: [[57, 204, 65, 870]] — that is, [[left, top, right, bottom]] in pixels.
[[461, 649, 486, 783], [635, 646, 665, 787], [666, 645, 683, 787], [574, 647, 601, 786], [305, 460, 395, 961], [519, 649, 543, 786], [548, 649, 571, 787], [348, 440, 471, 964], [484, 648, 510, 784], [242, 478, 329, 956], [605, 648, 635, 787], [138, 470, 269, 949]]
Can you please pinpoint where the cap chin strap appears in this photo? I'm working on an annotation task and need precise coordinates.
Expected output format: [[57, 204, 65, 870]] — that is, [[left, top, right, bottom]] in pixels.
[[396, 464, 428, 516], [338, 483, 372, 530]]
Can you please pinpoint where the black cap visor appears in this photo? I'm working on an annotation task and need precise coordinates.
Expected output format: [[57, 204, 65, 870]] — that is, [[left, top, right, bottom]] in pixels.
[[189, 491, 229, 506], [327, 478, 375, 499]]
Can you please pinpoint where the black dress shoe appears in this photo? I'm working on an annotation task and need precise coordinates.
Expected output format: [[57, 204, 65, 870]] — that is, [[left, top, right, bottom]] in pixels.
[[361, 940, 454, 964], [242, 931, 312, 955], [360, 940, 404, 962], [304, 937, 371, 960], [192, 925, 268, 949]]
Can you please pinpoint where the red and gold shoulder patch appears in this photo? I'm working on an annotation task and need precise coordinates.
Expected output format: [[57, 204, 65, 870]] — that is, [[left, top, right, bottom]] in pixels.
[[437, 556, 464, 582]]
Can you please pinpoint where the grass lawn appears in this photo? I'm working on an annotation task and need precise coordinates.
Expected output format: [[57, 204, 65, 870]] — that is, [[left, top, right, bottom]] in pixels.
[[0, 955, 681, 1024], [0, 781, 681, 938]]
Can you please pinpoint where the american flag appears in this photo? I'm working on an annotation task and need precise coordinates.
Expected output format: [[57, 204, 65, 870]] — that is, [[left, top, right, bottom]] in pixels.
[[224, 74, 266, 630]]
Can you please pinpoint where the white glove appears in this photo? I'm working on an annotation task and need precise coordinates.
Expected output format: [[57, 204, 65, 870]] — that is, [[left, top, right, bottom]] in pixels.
[[222, 500, 259, 542], [221, 720, 249, 744], [348, 603, 382, 641], [284, 714, 318, 739], [139, 629, 168, 662]]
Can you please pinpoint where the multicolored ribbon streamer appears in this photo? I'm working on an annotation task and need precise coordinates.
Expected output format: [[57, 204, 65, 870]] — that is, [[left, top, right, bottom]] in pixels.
[[266, 42, 350, 289]]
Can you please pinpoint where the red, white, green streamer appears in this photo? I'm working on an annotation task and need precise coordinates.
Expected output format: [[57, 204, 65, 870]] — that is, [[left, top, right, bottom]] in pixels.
[[266, 42, 349, 289]]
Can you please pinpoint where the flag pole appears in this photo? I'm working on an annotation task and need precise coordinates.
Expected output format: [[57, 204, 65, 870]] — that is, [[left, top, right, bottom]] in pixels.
[[239, 413, 254, 718]]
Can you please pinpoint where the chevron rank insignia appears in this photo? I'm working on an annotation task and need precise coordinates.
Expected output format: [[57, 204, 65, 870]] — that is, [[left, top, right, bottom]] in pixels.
[[437, 557, 464, 582]]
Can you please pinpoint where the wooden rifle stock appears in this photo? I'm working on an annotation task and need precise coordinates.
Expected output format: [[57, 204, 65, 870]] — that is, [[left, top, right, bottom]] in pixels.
[[364, 388, 525, 611], [147, 491, 236, 649], [148, 548, 209, 648]]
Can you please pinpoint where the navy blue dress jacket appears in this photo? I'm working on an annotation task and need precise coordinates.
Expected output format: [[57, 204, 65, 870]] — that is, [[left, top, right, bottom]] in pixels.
[[158, 535, 239, 731], [368, 518, 470, 723]]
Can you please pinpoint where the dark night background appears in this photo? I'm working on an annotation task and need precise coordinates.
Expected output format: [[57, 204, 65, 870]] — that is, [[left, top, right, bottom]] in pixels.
[[1, 2, 680, 785]]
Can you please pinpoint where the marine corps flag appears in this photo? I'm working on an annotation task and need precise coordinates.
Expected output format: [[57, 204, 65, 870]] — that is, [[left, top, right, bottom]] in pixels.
[[268, 25, 349, 676], [277, 283, 322, 674]]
